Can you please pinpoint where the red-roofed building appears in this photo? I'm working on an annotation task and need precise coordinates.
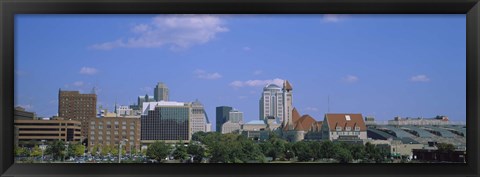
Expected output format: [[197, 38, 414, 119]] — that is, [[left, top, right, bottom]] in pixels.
[[281, 108, 323, 142], [322, 113, 367, 142]]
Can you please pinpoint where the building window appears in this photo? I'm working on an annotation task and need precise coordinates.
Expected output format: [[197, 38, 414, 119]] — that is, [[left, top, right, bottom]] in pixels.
[[336, 127, 342, 131], [345, 127, 351, 131], [355, 127, 360, 131]]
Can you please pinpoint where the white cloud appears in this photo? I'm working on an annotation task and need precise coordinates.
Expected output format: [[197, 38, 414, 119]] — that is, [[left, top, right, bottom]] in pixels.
[[410, 74, 430, 82], [79, 67, 98, 75], [305, 107, 319, 112], [322, 14, 346, 23], [194, 69, 222, 80], [90, 15, 228, 50], [253, 70, 263, 75], [73, 81, 84, 87], [229, 78, 284, 88], [243, 46, 252, 51], [343, 75, 359, 83], [16, 104, 33, 111]]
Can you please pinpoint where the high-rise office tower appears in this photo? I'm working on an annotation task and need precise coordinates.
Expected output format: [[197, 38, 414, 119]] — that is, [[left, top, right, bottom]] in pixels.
[[259, 84, 284, 122], [141, 101, 191, 144], [259, 80, 293, 125], [191, 100, 208, 134], [154, 82, 169, 101], [228, 109, 244, 123], [58, 89, 97, 140], [216, 106, 232, 133]]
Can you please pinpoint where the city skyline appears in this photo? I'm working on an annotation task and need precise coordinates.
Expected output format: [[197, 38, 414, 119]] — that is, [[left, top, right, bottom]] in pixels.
[[15, 14, 466, 131]]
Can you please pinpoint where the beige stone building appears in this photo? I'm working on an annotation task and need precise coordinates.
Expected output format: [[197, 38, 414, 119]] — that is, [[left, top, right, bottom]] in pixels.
[[15, 117, 82, 147], [88, 116, 141, 153]]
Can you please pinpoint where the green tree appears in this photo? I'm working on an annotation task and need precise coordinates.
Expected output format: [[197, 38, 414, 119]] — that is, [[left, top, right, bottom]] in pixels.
[[267, 138, 287, 161], [91, 145, 100, 155], [30, 145, 42, 158], [437, 143, 455, 153], [320, 141, 335, 159], [308, 141, 322, 161], [187, 144, 205, 163], [100, 146, 111, 156], [111, 146, 119, 156], [348, 144, 366, 160], [334, 147, 353, 163], [240, 139, 265, 162], [45, 140, 65, 161], [293, 141, 313, 162], [15, 146, 29, 157], [131, 147, 138, 156], [209, 142, 230, 163], [146, 141, 172, 161], [73, 144, 86, 157], [172, 143, 188, 161]]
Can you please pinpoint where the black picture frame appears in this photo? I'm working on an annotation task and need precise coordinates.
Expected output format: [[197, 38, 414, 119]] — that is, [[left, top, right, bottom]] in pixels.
[[1, 0, 479, 176]]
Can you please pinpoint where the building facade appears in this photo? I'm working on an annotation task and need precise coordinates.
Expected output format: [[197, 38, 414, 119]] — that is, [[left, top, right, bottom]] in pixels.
[[322, 113, 367, 142], [58, 90, 97, 140], [259, 84, 284, 122], [88, 117, 141, 153], [191, 100, 208, 134], [137, 94, 155, 110], [229, 109, 244, 123], [154, 82, 169, 101], [141, 101, 191, 144], [14, 106, 36, 120], [388, 116, 450, 126], [216, 106, 232, 133], [221, 121, 242, 134], [15, 118, 82, 147]]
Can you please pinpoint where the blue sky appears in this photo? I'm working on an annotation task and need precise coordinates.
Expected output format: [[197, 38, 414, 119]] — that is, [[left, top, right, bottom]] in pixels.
[[15, 14, 466, 130]]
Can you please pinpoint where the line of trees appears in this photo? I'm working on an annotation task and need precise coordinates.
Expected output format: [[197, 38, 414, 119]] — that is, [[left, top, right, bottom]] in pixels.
[[141, 132, 391, 163], [15, 141, 86, 162]]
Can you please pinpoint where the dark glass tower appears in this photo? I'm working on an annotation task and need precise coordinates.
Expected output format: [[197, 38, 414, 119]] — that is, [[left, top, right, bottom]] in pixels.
[[216, 106, 232, 133], [141, 106, 189, 141]]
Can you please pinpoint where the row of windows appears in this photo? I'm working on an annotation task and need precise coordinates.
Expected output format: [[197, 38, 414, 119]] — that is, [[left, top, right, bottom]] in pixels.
[[335, 126, 361, 131], [332, 131, 361, 136]]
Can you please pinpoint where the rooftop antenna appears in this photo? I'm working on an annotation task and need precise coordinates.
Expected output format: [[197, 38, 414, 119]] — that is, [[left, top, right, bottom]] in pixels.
[[328, 95, 330, 113], [114, 98, 118, 117]]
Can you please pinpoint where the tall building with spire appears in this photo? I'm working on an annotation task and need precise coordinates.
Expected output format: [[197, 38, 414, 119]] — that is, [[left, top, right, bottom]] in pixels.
[[282, 80, 293, 127], [258, 80, 293, 125], [154, 82, 169, 101]]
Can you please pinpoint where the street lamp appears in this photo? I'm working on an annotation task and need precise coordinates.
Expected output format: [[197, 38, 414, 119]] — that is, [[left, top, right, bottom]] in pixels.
[[40, 140, 46, 163], [64, 142, 70, 162], [118, 139, 128, 163]]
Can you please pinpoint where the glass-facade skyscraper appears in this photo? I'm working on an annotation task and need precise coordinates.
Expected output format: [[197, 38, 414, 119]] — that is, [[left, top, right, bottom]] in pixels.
[[141, 105, 190, 142], [216, 106, 232, 133]]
